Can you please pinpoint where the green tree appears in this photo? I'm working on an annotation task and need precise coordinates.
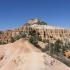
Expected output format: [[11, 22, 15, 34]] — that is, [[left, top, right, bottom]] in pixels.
[[11, 37, 15, 43], [54, 39, 61, 53], [43, 39, 49, 43], [62, 46, 65, 53], [20, 32, 26, 38], [29, 36, 34, 44], [35, 35, 42, 41], [41, 45, 49, 52], [15, 35, 20, 40]]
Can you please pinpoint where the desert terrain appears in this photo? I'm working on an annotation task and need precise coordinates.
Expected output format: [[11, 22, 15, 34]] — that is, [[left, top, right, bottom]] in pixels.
[[0, 38, 70, 70]]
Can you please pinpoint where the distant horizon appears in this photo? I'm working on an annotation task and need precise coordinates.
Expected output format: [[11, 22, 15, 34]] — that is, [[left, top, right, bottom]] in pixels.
[[0, 0, 70, 30]]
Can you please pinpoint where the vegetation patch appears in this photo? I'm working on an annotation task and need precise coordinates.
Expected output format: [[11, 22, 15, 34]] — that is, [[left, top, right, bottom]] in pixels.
[[41, 39, 70, 67]]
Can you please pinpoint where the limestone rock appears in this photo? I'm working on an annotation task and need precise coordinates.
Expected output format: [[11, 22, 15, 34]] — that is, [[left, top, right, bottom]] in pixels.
[[0, 18, 70, 43]]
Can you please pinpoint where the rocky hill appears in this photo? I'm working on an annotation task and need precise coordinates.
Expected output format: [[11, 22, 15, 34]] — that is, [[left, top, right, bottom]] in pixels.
[[0, 38, 70, 70], [0, 18, 70, 70], [0, 18, 70, 44], [24, 18, 47, 26]]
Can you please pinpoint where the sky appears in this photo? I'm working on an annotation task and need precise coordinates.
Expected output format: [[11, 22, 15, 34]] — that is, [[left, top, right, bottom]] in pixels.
[[0, 0, 70, 30]]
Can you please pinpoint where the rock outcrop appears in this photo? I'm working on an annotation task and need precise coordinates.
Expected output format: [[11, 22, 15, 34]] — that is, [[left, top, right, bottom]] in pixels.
[[28, 18, 41, 24], [0, 18, 70, 43]]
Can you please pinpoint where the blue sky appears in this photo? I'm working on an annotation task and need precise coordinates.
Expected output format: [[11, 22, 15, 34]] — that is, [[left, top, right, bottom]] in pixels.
[[0, 0, 70, 30]]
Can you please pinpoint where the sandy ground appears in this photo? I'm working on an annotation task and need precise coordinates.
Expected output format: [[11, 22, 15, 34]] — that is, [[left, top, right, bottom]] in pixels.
[[0, 38, 70, 70], [38, 41, 46, 48]]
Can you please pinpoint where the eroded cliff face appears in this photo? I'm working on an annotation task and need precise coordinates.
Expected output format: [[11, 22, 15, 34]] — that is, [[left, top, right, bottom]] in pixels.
[[0, 31, 4, 34], [0, 26, 27, 43], [0, 18, 70, 43]]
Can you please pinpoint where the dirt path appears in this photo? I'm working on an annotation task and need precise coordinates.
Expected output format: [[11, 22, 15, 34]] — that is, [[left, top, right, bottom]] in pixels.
[[0, 38, 70, 70], [19, 53, 53, 70], [24, 53, 43, 70], [0, 53, 70, 70]]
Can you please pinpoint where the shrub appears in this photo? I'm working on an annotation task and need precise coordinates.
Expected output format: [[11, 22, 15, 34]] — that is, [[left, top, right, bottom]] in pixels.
[[54, 39, 61, 53], [41, 45, 49, 52], [20, 32, 26, 38], [62, 46, 66, 53], [41, 48, 46, 52], [29, 36, 34, 44], [15, 35, 20, 40], [15, 32, 26, 40], [35, 35, 42, 41], [29, 36, 41, 49], [43, 39, 49, 43], [11, 37, 15, 43]]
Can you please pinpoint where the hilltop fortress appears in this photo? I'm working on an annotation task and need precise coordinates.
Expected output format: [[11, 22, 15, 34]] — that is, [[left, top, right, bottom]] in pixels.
[[0, 18, 70, 43]]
